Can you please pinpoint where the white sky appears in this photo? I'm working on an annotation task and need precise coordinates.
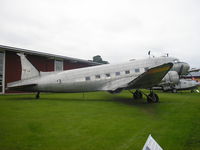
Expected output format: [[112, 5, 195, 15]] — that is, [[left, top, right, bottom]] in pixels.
[[0, 0, 200, 68]]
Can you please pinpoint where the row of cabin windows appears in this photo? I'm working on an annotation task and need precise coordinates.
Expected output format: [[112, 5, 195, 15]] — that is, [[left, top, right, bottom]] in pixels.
[[85, 67, 149, 81]]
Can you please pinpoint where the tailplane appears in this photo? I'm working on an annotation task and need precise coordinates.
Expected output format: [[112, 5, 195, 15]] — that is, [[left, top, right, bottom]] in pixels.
[[17, 53, 39, 80]]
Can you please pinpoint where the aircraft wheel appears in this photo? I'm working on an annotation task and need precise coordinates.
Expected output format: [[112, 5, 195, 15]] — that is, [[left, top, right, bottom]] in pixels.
[[147, 92, 159, 103], [172, 89, 177, 93], [36, 92, 40, 99]]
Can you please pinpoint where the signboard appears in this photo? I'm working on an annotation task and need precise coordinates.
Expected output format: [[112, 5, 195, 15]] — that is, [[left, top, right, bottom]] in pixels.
[[142, 134, 163, 150]]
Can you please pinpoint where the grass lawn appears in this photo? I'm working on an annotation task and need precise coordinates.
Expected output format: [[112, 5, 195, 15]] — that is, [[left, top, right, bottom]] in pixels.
[[0, 91, 200, 150]]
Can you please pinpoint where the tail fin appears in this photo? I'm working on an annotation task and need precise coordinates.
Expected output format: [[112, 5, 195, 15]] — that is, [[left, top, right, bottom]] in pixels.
[[17, 53, 40, 80]]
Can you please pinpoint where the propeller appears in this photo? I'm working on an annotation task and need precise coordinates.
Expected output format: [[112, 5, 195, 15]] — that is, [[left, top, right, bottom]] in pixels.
[[178, 64, 184, 76]]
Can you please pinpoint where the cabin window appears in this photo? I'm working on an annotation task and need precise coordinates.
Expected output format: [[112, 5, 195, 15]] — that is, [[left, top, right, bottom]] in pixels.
[[95, 75, 101, 79], [144, 67, 149, 72], [105, 73, 110, 77], [85, 76, 91, 81], [135, 68, 140, 73], [115, 72, 120, 76], [125, 70, 130, 74], [55, 60, 63, 71]]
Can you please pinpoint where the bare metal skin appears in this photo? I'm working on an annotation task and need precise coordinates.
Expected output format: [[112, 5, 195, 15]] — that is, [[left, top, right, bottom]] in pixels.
[[7, 54, 176, 102]]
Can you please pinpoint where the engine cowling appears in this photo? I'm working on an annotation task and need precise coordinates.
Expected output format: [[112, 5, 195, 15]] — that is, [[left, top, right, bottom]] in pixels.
[[161, 71, 179, 84]]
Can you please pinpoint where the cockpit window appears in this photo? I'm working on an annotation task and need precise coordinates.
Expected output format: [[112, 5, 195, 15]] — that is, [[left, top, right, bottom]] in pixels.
[[173, 59, 180, 63]]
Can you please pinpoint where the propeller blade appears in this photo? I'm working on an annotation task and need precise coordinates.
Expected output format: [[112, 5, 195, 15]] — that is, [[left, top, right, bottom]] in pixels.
[[178, 64, 184, 76]]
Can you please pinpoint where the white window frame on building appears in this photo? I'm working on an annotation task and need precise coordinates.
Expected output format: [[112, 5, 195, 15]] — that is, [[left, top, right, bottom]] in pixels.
[[0, 51, 5, 94], [54, 59, 63, 71]]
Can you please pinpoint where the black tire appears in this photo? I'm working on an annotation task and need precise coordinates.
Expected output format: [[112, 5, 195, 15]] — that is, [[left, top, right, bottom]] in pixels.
[[153, 93, 159, 103], [147, 92, 159, 103], [147, 96, 152, 103], [172, 89, 177, 93], [36, 92, 40, 99]]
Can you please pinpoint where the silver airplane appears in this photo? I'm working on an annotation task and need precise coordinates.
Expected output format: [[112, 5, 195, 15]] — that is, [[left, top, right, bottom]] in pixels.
[[155, 71, 200, 93], [7, 54, 176, 103], [153, 58, 200, 93]]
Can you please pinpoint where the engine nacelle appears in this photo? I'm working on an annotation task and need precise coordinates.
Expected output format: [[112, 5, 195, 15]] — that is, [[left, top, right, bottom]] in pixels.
[[161, 71, 179, 85]]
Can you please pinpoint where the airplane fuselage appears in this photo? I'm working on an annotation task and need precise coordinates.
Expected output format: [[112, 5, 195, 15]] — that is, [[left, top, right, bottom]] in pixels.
[[8, 56, 176, 93]]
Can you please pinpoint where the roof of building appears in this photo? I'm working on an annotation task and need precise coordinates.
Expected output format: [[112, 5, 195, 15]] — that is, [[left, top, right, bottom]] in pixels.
[[0, 45, 100, 65]]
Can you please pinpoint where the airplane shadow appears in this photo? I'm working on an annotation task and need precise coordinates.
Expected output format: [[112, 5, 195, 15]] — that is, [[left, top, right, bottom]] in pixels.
[[40, 95, 153, 107], [5, 93, 161, 107]]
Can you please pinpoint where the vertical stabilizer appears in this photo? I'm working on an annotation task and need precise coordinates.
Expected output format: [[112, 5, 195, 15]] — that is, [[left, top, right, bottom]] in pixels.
[[17, 53, 39, 80]]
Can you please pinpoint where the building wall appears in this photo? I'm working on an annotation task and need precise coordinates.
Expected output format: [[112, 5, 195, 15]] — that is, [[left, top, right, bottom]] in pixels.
[[4, 51, 94, 93], [5, 51, 21, 85], [27, 55, 54, 72], [63, 60, 91, 70], [5, 51, 55, 93]]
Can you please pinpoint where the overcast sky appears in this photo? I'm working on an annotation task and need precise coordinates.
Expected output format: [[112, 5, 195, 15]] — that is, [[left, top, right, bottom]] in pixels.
[[0, 0, 199, 67]]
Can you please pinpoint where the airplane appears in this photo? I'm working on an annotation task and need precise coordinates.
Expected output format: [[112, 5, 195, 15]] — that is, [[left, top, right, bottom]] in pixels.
[[154, 72, 200, 93], [7, 54, 177, 103], [153, 59, 200, 92]]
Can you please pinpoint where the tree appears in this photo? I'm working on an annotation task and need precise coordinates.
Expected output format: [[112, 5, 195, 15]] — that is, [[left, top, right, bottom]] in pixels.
[[93, 55, 109, 64]]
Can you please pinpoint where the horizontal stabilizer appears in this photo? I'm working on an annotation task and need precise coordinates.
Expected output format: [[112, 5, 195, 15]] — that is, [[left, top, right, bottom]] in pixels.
[[7, 83, 37, 91], [7, 79, 37, 91]]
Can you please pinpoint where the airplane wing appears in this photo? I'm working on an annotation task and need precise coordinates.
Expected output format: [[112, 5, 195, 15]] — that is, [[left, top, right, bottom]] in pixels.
[[7, 84, 37, 91], [189, 68, 200, 73], [102, 63, 173, 91]]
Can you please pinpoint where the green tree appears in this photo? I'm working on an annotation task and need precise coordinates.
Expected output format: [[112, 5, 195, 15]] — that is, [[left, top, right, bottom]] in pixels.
[[93, 55, 109, 64]]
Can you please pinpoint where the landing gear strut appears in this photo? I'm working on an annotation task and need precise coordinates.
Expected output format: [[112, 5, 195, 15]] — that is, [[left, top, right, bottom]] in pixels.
[[129, 90, 143, 99], [133, 90, 143, 99], [36, 92, 40, 99], [172, 88, 177, 93]]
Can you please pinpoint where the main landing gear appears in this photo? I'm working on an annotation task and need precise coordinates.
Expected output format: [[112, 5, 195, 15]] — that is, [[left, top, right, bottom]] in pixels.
[[129, 90, 159, 103], [146, 91, 159, 103]]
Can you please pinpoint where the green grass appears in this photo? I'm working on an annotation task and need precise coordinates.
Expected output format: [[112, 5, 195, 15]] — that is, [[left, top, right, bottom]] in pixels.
[[0, 91, 200, 150]]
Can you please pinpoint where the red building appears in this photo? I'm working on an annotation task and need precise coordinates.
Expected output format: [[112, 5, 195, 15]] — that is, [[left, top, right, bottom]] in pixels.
[[0, 45, 99, 94]]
